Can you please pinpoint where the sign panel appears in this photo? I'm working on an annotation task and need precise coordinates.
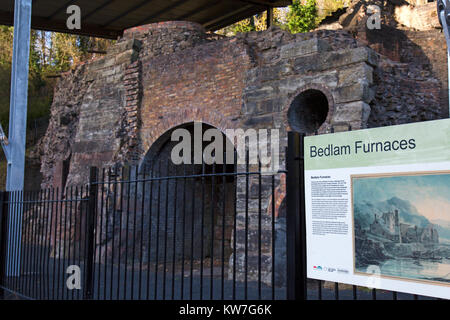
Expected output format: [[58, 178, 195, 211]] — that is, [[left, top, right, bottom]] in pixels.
[[304, 119, 450, 299]]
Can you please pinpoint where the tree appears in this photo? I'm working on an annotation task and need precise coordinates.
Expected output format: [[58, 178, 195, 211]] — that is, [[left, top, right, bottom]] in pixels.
[[0, 27, 113, 134], [216, 4, 318, 36], [287, 0, 318, 33]]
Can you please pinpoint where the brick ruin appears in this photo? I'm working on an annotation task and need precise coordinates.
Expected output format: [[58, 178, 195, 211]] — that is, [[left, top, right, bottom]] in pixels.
[[32, 0, 448, 287]]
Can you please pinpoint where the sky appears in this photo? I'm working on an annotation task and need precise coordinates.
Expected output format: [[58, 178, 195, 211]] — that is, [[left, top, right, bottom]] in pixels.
[[353, 173, 450, 224]]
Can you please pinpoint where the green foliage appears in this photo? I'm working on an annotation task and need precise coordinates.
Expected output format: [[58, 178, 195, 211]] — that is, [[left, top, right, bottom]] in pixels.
[[232, 16, 257, 34], [287, 0, 318, 33], [0, 27, 113, 136], [217, 3, 318, 36]]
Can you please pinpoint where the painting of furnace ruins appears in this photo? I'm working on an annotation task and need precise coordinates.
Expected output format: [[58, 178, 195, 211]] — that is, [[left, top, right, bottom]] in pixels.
[[353, 172, 450, 285]]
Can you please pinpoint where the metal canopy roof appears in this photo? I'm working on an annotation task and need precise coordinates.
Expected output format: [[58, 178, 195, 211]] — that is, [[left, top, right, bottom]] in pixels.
[[0, 0, 291, 39]]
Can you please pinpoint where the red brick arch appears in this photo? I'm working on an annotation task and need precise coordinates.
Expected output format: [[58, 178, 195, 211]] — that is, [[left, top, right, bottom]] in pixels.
[[142, 107, 240, 157]]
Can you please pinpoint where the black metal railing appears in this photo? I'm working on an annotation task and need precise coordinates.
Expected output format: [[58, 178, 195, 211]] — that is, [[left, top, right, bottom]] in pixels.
[[0, 132, 443, 301], [0, 154, 287, 300]]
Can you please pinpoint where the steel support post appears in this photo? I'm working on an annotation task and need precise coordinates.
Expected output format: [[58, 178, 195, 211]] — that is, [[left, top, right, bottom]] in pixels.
[[5, 0, 33, 277]]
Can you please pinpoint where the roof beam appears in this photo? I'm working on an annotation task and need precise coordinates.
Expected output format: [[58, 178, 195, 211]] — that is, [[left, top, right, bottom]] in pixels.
[[202, 4, 254, 29], [134, 0, 186, 26], [47, 0, 78, 19], [82, 0, 117, 20], [102, 0, 155, 27], [175, 0, 223, 20], [207, 6, 268, 30], [235, 0, 278, 6]]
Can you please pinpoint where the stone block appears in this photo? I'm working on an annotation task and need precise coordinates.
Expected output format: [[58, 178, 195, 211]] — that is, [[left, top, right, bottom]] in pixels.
[[277, 71, 338, 97], [115, 50, 136, 65], [333, 81, 374, 104], [338, 63, 373, 86], [293, 47, 378, 74], [108, 39, 142, 55], [280, 38, 331, 59], [244, 85, 276, 101], [259, 61, 293, 82], [322, 47, 378, 68], [331, 101, 371, 125]]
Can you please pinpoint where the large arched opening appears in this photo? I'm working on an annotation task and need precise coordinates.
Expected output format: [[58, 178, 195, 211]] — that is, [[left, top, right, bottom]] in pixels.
[[139, 122, 236, 267]]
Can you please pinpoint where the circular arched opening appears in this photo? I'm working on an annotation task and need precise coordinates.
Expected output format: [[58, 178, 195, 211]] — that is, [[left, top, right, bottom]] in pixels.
[[287, 89, 329, 134]]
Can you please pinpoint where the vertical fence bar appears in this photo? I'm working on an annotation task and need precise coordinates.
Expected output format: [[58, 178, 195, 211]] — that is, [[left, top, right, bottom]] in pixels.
[[62, 188, 69, 300], [57, 188, 64, 299], [117, 168, 124, 300], [56, 189, 64, 299], [244, 150, 249, 300], [0, 192, 8, 299], [131, 166, 139, 300], [271, 175, 275, 300], [84, 167, 98, 300], [38, 189, 46, 299], [318, 280, 322, 300], [97, 168, 105, 300], [80, 185, 89, 299], [104, 168, 111, 300], [139, 166, 147, 300], [286, 132, 306, 300], [258, 157, 262, 300], [221, 155, 226, 301], [210, 162, 215, 300], [162, 163, 169, 300], [23, 190, 31, 296], [171, 174, 178, 300], [12, 191, 20, 292], [34, 190, 41, 299], [25, 190, 32, 298], [24, 190, 30, 297], [124, 166, 131, 300], [189, 164, 195, 300], [154, 161, 162, 300], [76, 186, 81, 300], [145, 165, 153, 300], [200, 161, 205, 300], [18, 190, 25, 295], [180, 164, 186, 300], [335, 283, 339, 300], [37, 190, 45, 300], [111, 168, 118, 300], [232, 150, 237, 300], [45, 188, 52, 300], [52, 188, 57, 299], [68, 186, 73, 300]]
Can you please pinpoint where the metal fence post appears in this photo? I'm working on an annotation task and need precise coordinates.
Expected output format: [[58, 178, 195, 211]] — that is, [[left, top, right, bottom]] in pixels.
[[286, 132, 307, 300], [0, 192, 9, 299], [84, 167, 98, 300]]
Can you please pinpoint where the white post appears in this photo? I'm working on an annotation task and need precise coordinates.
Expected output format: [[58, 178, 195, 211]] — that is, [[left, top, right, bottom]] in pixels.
[[5, 0, 32, 277]]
